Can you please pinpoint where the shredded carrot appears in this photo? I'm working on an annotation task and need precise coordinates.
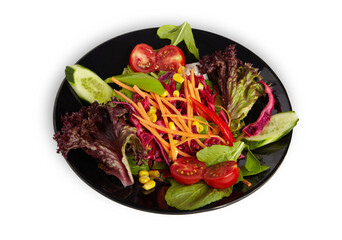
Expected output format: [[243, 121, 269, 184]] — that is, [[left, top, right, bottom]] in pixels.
[[114, 90, 145, 117], [194, 87, 201, 102], [112, 77, 136, 93], [153, 93, 177, 161], [164, 97, 187, 102], [180, 67, 192, 133], [216, 105, 231, 126], [162, 114, 214, 130], [134, 115, 213, 139], [133, 85, 160, 110], [190, 69, 195, 87]]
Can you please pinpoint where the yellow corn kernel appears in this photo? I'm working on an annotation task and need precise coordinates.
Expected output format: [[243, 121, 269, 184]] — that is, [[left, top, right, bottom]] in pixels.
[[172, 90, 180, 97], [169, 122, 176, 130], [192, 121, 204, 133], [142, 180, 156, 190], [198, 83, 204, 90], [149, 170, 160, 178], [160, 90, 169, 97], [177, 66, 185, 74], [173, 73, 184, 83], [139, 170, 149, 177], [139, 176, 150, 184], [148, 112, 157, 122], [148, 106, 157, 114], [173, 139, 179, 145]]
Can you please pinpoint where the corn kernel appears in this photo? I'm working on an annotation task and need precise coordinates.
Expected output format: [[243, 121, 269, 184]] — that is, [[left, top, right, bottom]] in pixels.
[[142, 180, 156, 190], [192, 121, 204, 133], [160, 90, 169, 97], [149, 170, 160, 178], [198, 83, 204, 90], [148, 106, 157, 114], [139, 170, 149, 177], [169, 122, 176, 130], [139, 176, 150, 184], [148, 112, 157, 122], [173, 73, 184, 83], [177, 66, 185, 74], [172, 90, 180, 97]]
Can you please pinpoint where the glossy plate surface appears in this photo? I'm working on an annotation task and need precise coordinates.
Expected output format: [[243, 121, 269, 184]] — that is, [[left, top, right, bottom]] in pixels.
[[53, 28, 292, 214]]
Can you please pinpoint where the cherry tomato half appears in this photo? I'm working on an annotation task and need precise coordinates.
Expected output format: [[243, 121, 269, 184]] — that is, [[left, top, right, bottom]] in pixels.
[[129, 43, 157, 73], [203, 161, 239, 189], [156, 45, 185, 72], [170, 157, 206, 185]]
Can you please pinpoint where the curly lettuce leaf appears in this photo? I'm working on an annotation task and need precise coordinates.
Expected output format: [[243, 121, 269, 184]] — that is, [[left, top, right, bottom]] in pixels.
[[198, 45, 265, 131], [157, 22, 200, 60], [53, 101, 145, 187]]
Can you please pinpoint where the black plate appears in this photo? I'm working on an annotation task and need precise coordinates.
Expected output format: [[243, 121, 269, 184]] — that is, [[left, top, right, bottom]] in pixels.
[[53, 28, 292, 214]]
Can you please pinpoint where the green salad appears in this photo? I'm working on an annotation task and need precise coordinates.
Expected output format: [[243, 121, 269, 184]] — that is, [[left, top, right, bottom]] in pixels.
[[54, 22, 298, 211]]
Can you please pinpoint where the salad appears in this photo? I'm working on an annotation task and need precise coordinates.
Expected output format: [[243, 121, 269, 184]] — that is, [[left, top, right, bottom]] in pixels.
[[53, 22, 298, 211]]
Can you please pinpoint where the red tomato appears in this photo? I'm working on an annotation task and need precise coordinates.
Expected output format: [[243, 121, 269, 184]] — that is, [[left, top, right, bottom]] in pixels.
[[129, 44, 156, 73], [203, 161, 239, 189], [170, 157, 206, 185], [156, 45, 185, 72]]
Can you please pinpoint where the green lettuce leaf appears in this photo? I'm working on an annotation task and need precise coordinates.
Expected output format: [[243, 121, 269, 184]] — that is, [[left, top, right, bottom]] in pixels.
[[157, 22, 200, 60], [165, 179, 233, 211], [196, 141, 246, 166]]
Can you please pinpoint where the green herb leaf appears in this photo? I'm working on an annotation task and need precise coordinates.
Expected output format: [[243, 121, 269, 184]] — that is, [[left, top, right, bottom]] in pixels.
[[165, 179, 233, 210], [196, 141, 245, 167], [240, 149, 269, 177], [127, 155, 150, 176], [157, 22, 200, 60]]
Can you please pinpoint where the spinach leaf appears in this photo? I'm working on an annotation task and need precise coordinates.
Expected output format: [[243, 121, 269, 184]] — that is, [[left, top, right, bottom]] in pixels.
[[196, 141, 245, 166], [240, 149, 269, 177], [165, 179, 233, 210], [157, 22, 200, 60]]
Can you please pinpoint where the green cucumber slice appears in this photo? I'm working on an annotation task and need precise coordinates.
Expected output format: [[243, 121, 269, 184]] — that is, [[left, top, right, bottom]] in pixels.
[[243, 111, 299, 150], [65, 64, 115, 104]]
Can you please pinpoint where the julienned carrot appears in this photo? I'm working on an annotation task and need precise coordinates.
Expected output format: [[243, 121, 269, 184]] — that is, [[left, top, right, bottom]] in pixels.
[[112, 77, 136, 93], [159, 98, 207, 148], [139, 120, 191, 157], [133, 85, 159, 109], [180, 67, 192, 133], [153, 93, 177, 161], [216, 105, 231, 126], [164, 97, 187, 102], [134, 114, 213, 139], [162, 114, 213, 130]]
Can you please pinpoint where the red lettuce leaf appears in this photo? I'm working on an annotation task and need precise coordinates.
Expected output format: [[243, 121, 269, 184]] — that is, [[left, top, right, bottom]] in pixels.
[[198, 45, 265, 131], [53, 101, 146, 187]]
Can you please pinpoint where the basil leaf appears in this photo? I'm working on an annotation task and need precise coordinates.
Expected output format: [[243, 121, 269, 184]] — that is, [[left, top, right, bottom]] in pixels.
[[157, 22, 200, 60], [196, 141, 245, 166], [165, 179, 233, 210]]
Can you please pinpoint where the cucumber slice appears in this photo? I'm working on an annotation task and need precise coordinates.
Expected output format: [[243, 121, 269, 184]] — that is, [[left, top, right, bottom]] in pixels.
[[243, 111, 299, 150], [65, 64, 115, 104]]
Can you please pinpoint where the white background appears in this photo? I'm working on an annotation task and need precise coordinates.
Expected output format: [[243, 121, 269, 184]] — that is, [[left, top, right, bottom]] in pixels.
[[1, 0, 341, 239]]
